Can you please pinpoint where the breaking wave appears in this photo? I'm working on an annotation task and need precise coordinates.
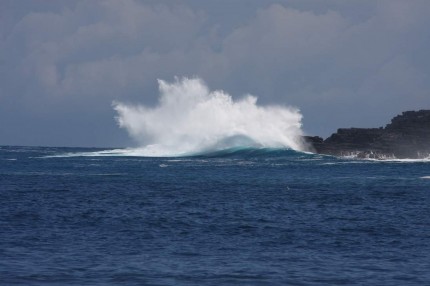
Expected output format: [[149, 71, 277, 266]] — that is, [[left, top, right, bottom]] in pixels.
[[45, 146, 309, 158], [112, 77, 305, 157]]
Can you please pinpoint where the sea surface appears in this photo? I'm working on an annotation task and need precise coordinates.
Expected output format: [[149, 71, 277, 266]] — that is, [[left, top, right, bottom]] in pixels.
[[1, 146, 430, 285]]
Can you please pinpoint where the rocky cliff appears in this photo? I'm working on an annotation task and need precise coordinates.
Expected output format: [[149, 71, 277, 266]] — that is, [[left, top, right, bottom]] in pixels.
[[304, 110, 430, 159]]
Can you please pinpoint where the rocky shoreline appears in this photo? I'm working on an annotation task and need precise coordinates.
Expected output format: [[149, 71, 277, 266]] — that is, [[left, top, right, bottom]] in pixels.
[[303, 110, 430, 159]]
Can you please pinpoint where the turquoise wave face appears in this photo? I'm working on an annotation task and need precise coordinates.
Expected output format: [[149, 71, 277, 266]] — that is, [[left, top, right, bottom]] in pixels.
[[190, 146, 302, 158]]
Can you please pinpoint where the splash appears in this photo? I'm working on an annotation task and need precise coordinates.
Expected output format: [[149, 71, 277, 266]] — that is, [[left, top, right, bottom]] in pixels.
[[113, 77, 305, 156]]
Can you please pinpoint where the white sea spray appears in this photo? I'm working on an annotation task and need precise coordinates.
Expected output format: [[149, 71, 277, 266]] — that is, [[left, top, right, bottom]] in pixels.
[[113, 77, 305, 156]]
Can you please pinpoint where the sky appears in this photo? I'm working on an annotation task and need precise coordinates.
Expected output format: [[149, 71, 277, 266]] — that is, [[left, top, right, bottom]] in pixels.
[[1, 0, 429, 147]]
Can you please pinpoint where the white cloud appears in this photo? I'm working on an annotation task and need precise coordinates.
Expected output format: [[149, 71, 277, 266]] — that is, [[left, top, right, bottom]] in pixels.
[[3, 0, 205, 99], [223, 4, 347, 64]]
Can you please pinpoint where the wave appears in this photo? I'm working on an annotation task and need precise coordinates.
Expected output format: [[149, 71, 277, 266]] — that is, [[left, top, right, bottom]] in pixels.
[[191, 146, 302, 158], [113, 77, 305, 157], [43, 145, 317, 159], [42, 146, 430, 163]]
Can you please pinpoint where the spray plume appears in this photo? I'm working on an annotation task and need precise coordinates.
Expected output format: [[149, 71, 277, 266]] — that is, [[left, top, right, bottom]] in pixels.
[[113, 77, 305, 156]]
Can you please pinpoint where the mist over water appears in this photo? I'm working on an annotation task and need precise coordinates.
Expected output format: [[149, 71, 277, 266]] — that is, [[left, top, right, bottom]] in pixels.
[[113, 77, 305, 156]]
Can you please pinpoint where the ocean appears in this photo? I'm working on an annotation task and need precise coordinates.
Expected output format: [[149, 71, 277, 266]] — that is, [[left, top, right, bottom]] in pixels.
[[1, 145, 430, 285]]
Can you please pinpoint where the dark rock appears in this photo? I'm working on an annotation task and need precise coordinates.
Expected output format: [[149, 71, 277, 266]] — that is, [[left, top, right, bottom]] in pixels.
[[302, 136, 323, 152], [304, 110, 430, 159]]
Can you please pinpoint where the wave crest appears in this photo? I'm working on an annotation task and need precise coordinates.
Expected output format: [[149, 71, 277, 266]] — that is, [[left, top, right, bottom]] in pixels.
[[113, 77, 305, 157]]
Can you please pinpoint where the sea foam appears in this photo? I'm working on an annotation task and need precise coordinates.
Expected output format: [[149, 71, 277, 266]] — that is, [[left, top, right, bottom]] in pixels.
[[113, 77, 305, 157]]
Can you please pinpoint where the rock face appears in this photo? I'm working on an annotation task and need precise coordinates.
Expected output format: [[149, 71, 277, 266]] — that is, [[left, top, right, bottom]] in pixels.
[[304, 110, 430, 159]]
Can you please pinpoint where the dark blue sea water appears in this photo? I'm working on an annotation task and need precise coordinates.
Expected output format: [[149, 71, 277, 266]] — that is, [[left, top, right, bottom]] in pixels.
[[1, 146, 430, 285]]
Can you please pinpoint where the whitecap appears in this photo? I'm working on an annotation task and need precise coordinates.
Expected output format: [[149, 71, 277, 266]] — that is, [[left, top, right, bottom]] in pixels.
[[112, 77, 305, 157]]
